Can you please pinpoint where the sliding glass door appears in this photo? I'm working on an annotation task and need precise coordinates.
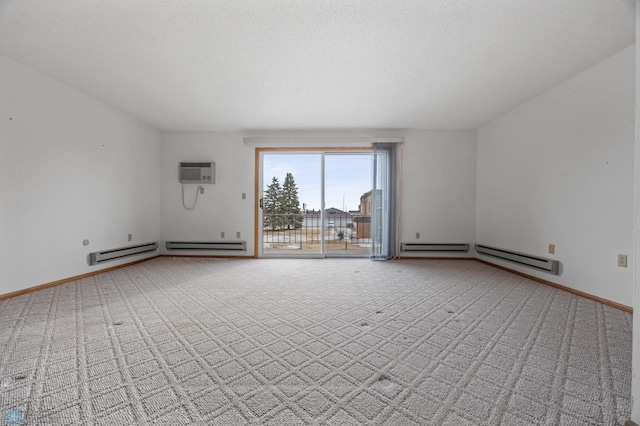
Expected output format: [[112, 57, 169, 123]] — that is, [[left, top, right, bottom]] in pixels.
[[261, 153, 322, 256], [258, 149, 392, 258]]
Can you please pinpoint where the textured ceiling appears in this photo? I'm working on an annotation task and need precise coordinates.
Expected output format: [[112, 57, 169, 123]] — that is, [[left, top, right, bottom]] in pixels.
[[0, 1, 635, 131]]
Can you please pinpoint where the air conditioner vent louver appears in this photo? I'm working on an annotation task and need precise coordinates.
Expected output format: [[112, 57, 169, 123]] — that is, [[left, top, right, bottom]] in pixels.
[[181, 162, 212, 168]]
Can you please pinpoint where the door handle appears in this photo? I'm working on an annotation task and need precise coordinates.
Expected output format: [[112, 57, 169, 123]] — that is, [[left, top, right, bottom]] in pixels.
[[259, 198, 263, 209]]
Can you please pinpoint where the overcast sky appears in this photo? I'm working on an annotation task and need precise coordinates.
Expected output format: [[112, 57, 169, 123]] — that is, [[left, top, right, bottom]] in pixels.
[[263, 153, 371, 212]]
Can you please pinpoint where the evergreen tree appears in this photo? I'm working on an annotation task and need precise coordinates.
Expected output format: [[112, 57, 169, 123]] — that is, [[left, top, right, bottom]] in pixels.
[[263, 177, 284, 230], [282, 172, 303, 229]]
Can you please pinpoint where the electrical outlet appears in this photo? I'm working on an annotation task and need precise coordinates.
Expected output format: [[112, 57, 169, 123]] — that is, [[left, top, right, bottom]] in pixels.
[[416, 232, 420, 239], [236, 231, 241, 239], [221, 231, 225, 238], [548, 244, 555, 254], [618, 254, 627, 268], [242, 193, 246, 200], [199, 187, 204, 194], [128, 233, 132, 242]]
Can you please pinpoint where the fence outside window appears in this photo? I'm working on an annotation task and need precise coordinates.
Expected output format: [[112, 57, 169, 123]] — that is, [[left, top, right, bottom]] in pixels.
[[262, 213, 373, 254]]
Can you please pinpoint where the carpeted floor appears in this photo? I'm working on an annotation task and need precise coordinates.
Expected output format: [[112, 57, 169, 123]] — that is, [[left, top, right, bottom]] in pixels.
[[0, 258, 632, 425]]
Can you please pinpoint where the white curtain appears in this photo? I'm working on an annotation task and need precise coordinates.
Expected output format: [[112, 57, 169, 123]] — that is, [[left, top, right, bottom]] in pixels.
[[371, 143, 401, 259]]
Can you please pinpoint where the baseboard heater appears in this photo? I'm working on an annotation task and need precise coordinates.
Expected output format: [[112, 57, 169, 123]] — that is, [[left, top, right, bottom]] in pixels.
[[401, 243, 470, 253], [165, 241, 247, 251], [89, 242, 158, 265], [475, 244, 559, 274]]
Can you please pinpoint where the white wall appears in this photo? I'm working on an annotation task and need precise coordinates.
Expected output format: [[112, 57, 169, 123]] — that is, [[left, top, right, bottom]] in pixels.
[[161, 130, 477, 257], [0, 54, 162, 296], [631, 2, 639, 422], [401, 130, 476, 256], [477, 46, 635, 306], [161, 132, 256, 255]]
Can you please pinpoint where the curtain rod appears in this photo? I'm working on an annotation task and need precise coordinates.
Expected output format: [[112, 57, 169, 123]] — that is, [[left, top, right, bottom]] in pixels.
[[243, 137, 404, 147]]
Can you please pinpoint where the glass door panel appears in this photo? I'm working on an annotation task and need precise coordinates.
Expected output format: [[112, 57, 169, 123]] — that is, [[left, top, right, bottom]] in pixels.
[[261, 153, 322, 256], [323, 153, 372, 257]]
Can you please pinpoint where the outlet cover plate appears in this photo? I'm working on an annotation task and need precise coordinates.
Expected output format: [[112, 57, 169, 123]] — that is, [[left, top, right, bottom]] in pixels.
[[618, 254, 627, 268]]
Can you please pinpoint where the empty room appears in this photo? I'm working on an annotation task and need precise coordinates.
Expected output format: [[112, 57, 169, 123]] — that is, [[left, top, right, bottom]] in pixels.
[[1, 1, 639, 425]]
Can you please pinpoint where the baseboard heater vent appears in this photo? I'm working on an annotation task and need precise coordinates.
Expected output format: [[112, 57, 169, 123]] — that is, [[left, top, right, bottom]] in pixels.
[[165, 241, 247, 251], [401, 243, 470, 253], [89, 242, 158, 265], [475, 244, 559, 274]]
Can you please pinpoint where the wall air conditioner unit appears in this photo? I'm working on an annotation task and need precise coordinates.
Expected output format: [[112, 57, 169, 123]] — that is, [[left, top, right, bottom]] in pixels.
[[179, 162, 215, 184]]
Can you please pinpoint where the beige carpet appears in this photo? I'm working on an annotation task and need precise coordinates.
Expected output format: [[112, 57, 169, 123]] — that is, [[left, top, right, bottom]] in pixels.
[[0, 258, 632, 425]]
